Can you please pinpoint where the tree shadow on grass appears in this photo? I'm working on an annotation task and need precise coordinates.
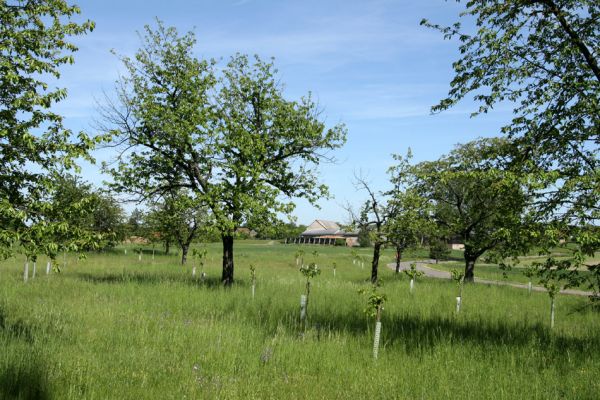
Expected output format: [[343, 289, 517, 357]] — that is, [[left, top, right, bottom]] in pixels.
[[262, 305, 600, 360], [0, 305, 34, 344], [74, 271, 228, 289], [0, 307, 51, 399], [0, 359, 51, 400]]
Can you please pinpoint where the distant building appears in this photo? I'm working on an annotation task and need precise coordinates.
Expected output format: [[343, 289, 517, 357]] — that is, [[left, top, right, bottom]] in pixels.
[[286, 219, 358, 246], [236, 227, 257, 238]]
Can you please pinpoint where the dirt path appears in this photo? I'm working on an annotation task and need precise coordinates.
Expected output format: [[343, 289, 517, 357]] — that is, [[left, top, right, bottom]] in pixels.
[[387, 260, 593, 297]]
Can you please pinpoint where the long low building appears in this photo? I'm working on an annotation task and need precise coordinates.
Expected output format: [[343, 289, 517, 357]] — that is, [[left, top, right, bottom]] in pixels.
[[286, 219, 358, 246]]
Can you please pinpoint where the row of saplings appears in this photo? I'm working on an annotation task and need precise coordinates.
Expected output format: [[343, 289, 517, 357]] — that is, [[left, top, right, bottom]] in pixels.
[[21, 247, 561, 359], [287, 251, 562, 359]]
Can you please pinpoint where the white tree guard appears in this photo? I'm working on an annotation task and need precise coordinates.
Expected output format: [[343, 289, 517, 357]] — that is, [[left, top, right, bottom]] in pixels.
[[373, 321, 382, 359]]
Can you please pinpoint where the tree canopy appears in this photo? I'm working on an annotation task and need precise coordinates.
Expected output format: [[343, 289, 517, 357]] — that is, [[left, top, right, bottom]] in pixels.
[[412, 138, 530, 281], [102, 21, 346, 285], [423, 0, 599, 291], [0, 0, 96, 260]]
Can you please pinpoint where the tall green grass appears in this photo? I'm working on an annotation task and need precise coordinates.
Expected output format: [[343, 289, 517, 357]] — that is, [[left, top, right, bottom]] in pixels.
[[1, 242, 598, 399]]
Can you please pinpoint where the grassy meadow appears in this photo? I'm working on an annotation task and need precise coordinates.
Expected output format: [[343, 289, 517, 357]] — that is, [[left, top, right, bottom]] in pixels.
[[1, 241, 599, 399]]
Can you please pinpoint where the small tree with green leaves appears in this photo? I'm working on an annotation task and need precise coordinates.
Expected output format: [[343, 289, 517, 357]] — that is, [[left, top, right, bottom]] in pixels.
[[451, 269, 465, 313], [192, 248, 208, 280], [359, 284, 387, 359], [538, 262, 567, 329], [350, 249, 358, 265], [294, 248, 305, 266], [299, 263, 320, 326], [543, 281, 560, 330], [404, 263, 424, 293]]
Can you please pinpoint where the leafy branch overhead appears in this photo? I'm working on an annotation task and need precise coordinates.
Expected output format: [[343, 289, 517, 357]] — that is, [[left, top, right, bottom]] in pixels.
[[422, 0, 599, 293], [1, 0, 101, 260]]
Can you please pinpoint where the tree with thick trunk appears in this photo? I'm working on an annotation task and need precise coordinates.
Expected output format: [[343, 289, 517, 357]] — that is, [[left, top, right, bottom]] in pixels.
[[101, 22, 346, 285], [221, 234, 234, 285], [411, 138, 530, 282]]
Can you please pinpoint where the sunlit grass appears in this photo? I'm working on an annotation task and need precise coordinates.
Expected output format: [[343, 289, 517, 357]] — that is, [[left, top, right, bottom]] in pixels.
[[1, 241, 599, 399]]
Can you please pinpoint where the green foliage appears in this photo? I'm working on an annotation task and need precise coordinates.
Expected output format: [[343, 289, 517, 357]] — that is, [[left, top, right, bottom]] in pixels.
[[102, 21, 346, 284], [413, 138, 530, 280], [357, 227, 372, 248], [403, 263, 424, 280], [146, 191, 212, 264], [429, 238, 451, 262], [358, 283, 386, 319], [294, 248, 305, 264], [299, 262, 320, 280], [386, 151, 430, 259], [0, 0, 96, 260], [49, 174, 125, 249], [192, 248, 208, 267], [451, 268, 465, 297], [125, 209, 147, 239], [523, 265, 537, 280], [423, 0, 599, 298]]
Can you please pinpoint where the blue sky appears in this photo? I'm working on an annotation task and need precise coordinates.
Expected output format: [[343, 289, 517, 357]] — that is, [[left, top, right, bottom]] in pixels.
[[56, 0, 511, 225]]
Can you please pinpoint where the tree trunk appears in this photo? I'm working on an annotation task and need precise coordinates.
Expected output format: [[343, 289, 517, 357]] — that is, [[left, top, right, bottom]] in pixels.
[[164, 240, 170, 255], [464, 258, 476, 282], [371, 241, 382, 283], [395, 248, 402, 274], [221, 234, 234, 286], [180, 244, 189, 265]]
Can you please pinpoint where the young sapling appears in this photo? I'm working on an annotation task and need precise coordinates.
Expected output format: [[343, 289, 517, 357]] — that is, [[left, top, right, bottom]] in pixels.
[[351, 249, 358, 265], [451, 269, 465, 313], [299, 263, 320, 328], [523, 265, 536, 295], [192, 248, 207, 280], [332, 262, 337, 278], [250, 264, 256, 299], [543, 281, 560, 329], [403, 263, 424, 294], [295, 249, 305, 267], [359, 284, 387, 360]]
